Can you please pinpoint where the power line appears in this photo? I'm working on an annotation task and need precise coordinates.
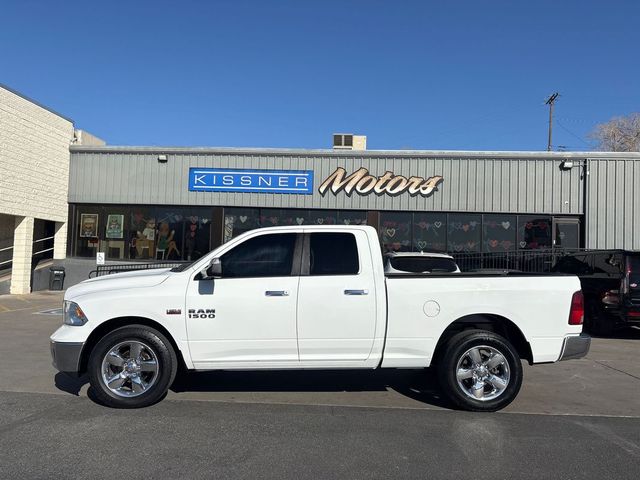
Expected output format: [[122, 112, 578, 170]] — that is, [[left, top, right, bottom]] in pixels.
[[556, 119, 590, 146]]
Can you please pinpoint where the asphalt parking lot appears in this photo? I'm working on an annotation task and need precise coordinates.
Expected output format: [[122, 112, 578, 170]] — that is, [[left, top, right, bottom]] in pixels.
[[1, 292, 639, 479]]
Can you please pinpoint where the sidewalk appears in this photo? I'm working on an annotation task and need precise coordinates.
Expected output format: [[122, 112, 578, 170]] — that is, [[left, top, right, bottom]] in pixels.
[[0, 290, 64, 313]]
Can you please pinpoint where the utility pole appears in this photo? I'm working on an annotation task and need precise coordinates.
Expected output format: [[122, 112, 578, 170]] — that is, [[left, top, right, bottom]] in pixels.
[[545, 92, 559, 151]]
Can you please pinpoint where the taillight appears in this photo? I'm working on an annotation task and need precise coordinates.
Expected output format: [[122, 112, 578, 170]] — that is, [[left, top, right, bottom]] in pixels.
[[569, 291, 584, 325]]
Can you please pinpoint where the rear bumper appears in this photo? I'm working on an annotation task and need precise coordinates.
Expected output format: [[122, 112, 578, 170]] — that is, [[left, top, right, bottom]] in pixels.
[[559, 333, 591, 361], [50, 341, 84, 375]]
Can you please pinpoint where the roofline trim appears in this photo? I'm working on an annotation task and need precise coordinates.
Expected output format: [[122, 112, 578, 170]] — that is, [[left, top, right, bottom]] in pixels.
[[0, 83, 74, 124], [69, 144, 640, 160]]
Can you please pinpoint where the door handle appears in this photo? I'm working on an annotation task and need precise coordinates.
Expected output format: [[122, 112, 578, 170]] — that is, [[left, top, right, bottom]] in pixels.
[[265, 290, 289, 297], [344, 289, 369, 296]]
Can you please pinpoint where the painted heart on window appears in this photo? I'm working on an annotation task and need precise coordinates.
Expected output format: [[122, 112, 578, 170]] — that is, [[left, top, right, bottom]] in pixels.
[[385, 228, 396, 238], [296, 217, 304, 225], [239, 216, 248, 223], [462, 224, 470, 232], [417, 240, 427, 250], [202, 219, 208, 224], [519, 241, 527, 248], [343, 219, 351, 225], [501, 221, 510, 230], [269, 217, 278, 224], [434, 221, 442, 228], [317, 218, 324, 224], [489, 239, 499, 248], [453, 245, 463, 252], [470, 221, 478, 228]]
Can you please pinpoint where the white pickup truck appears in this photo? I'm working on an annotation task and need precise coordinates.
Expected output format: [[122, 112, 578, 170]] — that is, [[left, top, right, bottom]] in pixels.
[[51, 225, 590, 411]]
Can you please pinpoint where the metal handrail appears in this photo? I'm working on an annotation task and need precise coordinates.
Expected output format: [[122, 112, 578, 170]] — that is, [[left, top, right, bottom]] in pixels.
[[0, 245, 13, 253], [32, 247, 54, 256], [33, 235, 55, 244], [0, 259, 12, 266]]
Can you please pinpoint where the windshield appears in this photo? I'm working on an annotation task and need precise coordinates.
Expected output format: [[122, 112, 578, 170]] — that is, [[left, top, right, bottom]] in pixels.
[[390, 257, 458, 273]]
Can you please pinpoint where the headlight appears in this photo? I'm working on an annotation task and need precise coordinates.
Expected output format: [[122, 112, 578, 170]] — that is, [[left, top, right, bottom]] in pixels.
[[63, 301, 88, 326]]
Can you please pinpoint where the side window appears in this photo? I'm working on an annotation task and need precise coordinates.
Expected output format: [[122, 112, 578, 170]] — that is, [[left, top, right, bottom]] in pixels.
[[221, 233, 296, 278], [309, 233, 359, 275]]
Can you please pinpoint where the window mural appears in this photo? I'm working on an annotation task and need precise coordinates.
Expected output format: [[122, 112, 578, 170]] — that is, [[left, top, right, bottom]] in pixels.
[[380, 212, 412, 252], [518, 216, 552, 250], [447, 214, 482, 253], [483, 214, 517, 252], [413, 213, 447, 252]]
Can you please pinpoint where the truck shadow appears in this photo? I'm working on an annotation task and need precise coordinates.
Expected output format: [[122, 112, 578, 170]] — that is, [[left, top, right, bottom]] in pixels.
[[54, 367, 454, 410], [170, 368, 453, 409]]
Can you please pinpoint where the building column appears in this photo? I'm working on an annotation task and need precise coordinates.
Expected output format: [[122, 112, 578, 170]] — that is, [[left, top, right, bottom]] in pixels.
[[53, 221, 67, 260], [10, 216, 34, 295]]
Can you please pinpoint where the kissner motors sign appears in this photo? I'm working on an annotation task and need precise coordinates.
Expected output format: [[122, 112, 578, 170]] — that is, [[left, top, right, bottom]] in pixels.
[[319, 167, 443, 197], [189, 166, 443, 197], [189, 168, 314, 194]]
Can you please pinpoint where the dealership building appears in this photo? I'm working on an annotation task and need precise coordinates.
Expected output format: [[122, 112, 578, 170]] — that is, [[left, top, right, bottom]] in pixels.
[[2, 80, 640, 293], [65, 141, 640, 267]]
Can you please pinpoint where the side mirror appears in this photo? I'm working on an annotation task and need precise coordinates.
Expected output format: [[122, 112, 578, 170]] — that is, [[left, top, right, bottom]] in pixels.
[[198, 257, 222, 280]]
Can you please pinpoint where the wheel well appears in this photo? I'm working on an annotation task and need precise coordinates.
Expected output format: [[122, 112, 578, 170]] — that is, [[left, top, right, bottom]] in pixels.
[[78, 317, 186, 375], [432, 314, 533, 365]]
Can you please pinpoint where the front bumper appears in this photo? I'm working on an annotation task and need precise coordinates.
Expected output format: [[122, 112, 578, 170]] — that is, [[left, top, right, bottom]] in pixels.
[[559, 333, 591, 361], [50, 341, 84, 375]]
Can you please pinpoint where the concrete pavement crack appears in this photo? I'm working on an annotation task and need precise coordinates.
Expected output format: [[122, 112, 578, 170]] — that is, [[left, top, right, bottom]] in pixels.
[[594, 360, 640, 381]]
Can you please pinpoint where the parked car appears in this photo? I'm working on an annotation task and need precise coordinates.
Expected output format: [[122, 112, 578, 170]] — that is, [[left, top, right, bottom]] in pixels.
[[51, 225, 588, 412], [552, 250, 640, 335], [384, 251, 460, 274]]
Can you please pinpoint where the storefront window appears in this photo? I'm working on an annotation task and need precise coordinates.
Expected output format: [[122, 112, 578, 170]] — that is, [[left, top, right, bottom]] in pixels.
[[380, 212, 412, 252], [482, 214, 516, 252], [76, 206, 102, 258], [337, 210, 367, 226], [224, 208, 260, 243], [447, 214, 481, 253], [413, 213, 447, 252], [306, 209, 337, 226], [518, 215, 552, 250]]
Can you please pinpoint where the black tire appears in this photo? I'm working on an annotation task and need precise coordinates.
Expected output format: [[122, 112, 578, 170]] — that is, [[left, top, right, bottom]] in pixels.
[[88, 325, 177, 408], [437, 329, 523, 412]]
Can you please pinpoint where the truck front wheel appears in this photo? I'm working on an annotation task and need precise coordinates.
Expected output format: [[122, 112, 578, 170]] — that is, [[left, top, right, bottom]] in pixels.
[[88, 326, 177, 408], [437, 330, 523, 412]]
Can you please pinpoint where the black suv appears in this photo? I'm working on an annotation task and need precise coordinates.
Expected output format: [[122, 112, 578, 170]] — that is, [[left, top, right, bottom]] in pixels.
[[552, 250, 640, 335]]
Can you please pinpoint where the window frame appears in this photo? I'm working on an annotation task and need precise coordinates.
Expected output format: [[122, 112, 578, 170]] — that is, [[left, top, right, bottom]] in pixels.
[[217, 232, 303, 279], [300, 232, 361, 276]]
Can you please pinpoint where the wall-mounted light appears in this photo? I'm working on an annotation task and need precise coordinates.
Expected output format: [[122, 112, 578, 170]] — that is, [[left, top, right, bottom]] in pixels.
[[158, 154, 168, 163], [560, 160, 574, 170]]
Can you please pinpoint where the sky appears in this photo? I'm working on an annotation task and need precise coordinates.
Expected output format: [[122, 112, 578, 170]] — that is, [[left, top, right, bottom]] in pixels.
[[1, 0, 639, 151]]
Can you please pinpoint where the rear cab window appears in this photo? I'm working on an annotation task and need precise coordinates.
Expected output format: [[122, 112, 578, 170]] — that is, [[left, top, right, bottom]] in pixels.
[[390, 256, 458, 274]]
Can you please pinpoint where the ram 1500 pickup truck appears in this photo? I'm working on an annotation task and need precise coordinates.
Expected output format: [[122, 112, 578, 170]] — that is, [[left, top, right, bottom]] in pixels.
[[50, 225, 590, 411]]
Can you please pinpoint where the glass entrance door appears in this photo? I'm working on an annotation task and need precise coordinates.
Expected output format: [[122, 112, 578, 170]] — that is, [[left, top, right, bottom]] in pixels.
[[553, 218, 580, 250]]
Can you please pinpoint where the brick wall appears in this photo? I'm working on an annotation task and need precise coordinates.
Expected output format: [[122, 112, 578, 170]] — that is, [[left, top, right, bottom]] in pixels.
[[0, 86, 74, 223]]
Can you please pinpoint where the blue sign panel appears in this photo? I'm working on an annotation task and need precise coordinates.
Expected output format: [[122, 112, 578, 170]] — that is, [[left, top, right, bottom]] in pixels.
[[188, 168, 314, 194]]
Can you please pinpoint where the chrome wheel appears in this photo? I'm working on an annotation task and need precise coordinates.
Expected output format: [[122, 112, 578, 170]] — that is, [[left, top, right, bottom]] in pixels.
[[101, 341, 159, 398], [455, 345, 510, 402]]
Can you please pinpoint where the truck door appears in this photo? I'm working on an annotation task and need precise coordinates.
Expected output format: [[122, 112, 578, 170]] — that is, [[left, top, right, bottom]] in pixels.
[[296, 230, 377, 362], [185, 232, 301, 365]]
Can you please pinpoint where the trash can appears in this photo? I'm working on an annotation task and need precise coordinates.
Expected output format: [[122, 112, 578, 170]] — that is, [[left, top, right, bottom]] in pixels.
[[49, 266, 65, 291]]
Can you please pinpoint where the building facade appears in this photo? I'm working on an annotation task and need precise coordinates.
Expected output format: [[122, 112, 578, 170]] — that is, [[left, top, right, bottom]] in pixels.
[[65, 146, 640, 265], [0, 85, 105, 293]]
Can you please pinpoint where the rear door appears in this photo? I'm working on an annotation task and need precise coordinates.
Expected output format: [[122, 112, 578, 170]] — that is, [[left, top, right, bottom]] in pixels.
[[296, 230, 377, 361]]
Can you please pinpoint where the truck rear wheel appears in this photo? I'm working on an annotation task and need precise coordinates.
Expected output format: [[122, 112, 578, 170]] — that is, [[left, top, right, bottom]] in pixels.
[[437, 329, 523, 412], [88, 325, 177, 408]]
